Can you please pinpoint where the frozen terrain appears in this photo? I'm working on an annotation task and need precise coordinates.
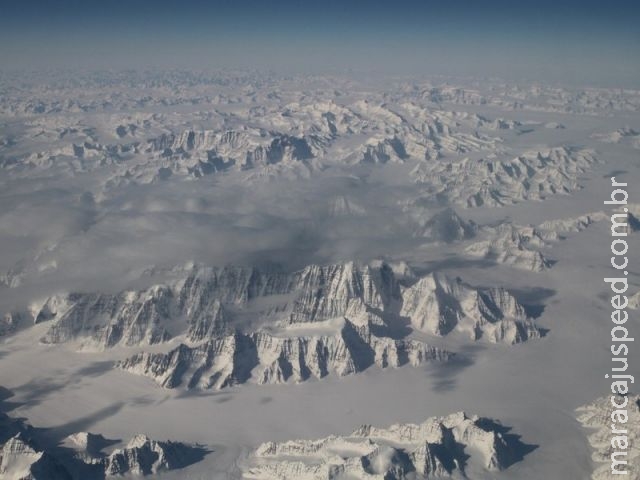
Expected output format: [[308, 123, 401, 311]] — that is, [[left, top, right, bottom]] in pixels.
[[243, 411, 535, 479], [576, 395, 640, 479], [0, 407, 207, 479], [0, 70, 639, 479]]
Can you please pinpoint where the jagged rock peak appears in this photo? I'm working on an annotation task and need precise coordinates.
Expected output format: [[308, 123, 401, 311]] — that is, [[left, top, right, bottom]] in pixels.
[[118, 318, 451, 390], [415, 207, 477, 243], [466, 223, 553, 272], [103, 434, 198, 476], [17, 261, 542, 352], [0, 432, 72, 480], [400, 273, 541, 344], [245, 411, 534, 479]]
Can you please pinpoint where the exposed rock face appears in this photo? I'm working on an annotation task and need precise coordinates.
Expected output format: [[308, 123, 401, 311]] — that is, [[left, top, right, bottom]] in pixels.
[[0, 409, 205, 480], [119, 320, 450, 390], [466, 209, 629, 273], [466, 223, 553, 272], [23, 261, 541, 358], [286, 262, 401, 326], [414, 208, 477, 243], [400, 273, 539, 344], [98, 126, 324, 186], [32, 265, 290, 348], [64, 432, 109, 460], [410, 146, 597, 208], [538, 211, 607, 233], [576, 395, 640, 480], [39, 287, 174, 347], [465, 208, 635, 272], [244, 411, 532, 479], [146, 129, 317, 175], [5, 87, 523, 190], [103, 434, 195, 476], [26, 262, 390, 347], [118, 268, 540, 389], [350, 137, 408, 164], [0, 433, 72, 480]]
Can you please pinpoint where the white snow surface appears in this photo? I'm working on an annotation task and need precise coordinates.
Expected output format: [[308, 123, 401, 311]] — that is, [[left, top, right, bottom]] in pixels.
[[0, 71, 639, 479]]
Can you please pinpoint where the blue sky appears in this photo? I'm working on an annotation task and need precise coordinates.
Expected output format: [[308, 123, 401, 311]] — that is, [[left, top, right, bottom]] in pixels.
[[1, 0, 638, 86]]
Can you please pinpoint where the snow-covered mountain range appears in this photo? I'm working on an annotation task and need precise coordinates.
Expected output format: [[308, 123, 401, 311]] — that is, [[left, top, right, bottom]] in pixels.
[[1, 70, 638, 479]]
